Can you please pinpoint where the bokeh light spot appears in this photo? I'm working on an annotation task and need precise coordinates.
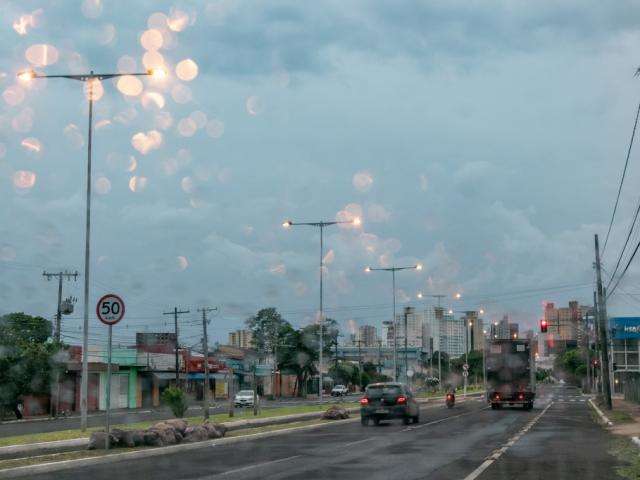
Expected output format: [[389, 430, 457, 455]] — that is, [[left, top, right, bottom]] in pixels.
[[246, 95, 264, 116], [128, 175, 148, 192], [3, 85, 25, 106], [140, 29, 164, 50], [177, 118, 197, 137], [205, 119, 225, 139], [13, 170, 36, 189], [117, 75, 144, 96], [95, 176, 111, 195], [353, 171, 374, 192], [175, 59, 198, 81], [131, 130, 162, 154], [171, 84, 192, 104], [25, 44, 59, 67], [117, 55, 137, 73], [141, 91, 165, 110], [81, 0, 103, 18], [167, 9, 190, 31]]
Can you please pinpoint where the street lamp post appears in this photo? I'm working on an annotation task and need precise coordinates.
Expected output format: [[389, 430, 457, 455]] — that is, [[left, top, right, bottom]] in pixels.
[[18, 68, 162, 430], [365, 264, 422, 381], [283, 217, 360, 400]]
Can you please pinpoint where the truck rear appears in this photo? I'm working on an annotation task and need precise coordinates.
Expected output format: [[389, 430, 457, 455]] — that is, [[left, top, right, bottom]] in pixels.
[[486, 339, 535, 410]]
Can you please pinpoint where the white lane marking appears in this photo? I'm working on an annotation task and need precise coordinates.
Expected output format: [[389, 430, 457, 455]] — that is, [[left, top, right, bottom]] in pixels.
[[404, 406, 490, 432], [461, 402, 552, 480], [343, 438, 375, 447], [204, 455, 302, 478]]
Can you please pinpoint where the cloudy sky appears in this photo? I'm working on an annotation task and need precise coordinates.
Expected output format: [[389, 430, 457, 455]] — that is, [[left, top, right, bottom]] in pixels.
[[1, 0, 640, 348]]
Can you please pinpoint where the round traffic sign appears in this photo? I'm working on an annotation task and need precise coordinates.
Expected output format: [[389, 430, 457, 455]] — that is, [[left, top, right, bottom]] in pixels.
[[96, 294, 125, 325], [463, 363, 469, 371], [406, 369, 414, 378], [462, 370, 469, 377]]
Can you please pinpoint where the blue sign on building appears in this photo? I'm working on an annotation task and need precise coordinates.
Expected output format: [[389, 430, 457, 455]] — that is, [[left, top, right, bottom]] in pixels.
[[610, 317, 640, 339]]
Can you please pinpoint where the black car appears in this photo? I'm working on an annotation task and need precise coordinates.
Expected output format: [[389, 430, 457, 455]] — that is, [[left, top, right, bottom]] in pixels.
[[360, 382, 420, 426]]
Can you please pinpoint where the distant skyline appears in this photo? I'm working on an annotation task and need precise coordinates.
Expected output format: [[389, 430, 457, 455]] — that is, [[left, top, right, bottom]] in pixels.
[[1, 1, 639, 347]]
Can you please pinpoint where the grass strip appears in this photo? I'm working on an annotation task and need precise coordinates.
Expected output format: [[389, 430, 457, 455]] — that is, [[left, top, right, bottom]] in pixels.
[[0, 403, 358, 448]]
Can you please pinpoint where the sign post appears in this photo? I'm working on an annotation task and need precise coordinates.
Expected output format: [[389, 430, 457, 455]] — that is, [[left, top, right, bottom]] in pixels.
[[96, 294, 125, 450]]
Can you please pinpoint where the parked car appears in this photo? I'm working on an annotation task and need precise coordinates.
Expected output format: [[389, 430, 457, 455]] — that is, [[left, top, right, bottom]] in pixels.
[[234, 390, 258, 407], [359, 382, 420, 426], [331, 385, 349, 396]]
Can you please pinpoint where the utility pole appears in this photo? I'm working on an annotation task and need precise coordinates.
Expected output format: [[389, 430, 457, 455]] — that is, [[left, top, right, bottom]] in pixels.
[[377, 339, 382, 375], [42, 271, 78, 342], [43, 270, 78, 419], [163, 307, 190, 386], [356, 339, 363, 390], [198, 307, 217, 420], [594, 290, 602, 394], [594, 234, 612, 410], [404, 307, 410, 384]]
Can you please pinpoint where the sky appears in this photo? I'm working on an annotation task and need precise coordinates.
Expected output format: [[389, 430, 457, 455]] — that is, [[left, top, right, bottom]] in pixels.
[[2, 0, 640, 349]]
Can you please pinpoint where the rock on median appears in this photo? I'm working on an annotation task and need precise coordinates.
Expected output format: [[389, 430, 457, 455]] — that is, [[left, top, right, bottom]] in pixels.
[[322, 406, 350, 420], [87, 431, 119, 450]]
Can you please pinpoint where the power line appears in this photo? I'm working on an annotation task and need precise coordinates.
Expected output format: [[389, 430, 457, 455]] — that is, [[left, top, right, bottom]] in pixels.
[[607, 237, 640, 299], [603, 99, 640, 257]]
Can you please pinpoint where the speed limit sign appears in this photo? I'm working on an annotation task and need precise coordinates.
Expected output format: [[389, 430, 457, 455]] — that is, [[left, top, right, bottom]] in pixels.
[[96, 294, 125, 325]]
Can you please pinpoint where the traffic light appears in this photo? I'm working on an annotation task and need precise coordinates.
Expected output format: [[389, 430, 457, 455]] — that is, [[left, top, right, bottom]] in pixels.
[[540, 319, 548, 333]]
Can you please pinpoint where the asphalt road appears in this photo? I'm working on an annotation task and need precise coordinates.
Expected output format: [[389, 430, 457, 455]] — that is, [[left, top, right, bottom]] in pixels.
[[0, 394, 361, 437], [26, 384, 626, 480]]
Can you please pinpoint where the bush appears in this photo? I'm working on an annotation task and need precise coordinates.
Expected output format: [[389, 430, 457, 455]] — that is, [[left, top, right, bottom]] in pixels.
[[161, 387, 188, 418]]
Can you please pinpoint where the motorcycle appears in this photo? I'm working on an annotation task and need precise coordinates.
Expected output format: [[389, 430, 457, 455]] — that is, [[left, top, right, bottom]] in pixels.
[[445, 392, 455, 409]]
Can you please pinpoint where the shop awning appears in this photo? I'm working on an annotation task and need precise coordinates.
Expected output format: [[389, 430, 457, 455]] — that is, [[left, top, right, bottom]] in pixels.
[[152, 372, 178, 380], [187, 373, 233, 380]]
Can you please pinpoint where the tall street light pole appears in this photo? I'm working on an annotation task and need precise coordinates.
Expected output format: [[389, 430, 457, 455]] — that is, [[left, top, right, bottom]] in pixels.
[[365, 264, 422, 381], [283, 217, 361, 400], [18, 67, 164, 430]]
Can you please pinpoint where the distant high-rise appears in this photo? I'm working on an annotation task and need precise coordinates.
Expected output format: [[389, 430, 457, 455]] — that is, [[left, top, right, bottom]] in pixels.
[[509, 323, 519, 339], [543, 301, 591, 342], [440, 311, 465, 358], [462, 311, 484, 351], [395, 307, 426, 348], [228, 329, 253, 349], [358, 325, 378, 347]]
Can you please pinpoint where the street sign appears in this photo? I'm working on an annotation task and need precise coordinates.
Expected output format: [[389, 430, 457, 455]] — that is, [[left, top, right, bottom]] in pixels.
[[463, 363, 469, 371], [96, 294, 125, 325], [462, 370, 469, 377], [96, 293, 125, 450], [406, 369, 414, 378]]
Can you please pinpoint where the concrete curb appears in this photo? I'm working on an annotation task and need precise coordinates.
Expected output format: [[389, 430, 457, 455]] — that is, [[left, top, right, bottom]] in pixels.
[[0, 407, 359, 459], [0, 417, 359, 479], [587, 398, 613, 427], [0, 438, 87, 457]]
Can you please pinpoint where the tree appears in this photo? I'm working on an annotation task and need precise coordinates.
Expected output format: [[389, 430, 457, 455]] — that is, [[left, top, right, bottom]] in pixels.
[[554, 348, 586, 385], [245, 307, 287, 357], [0, 313, 60, 419]]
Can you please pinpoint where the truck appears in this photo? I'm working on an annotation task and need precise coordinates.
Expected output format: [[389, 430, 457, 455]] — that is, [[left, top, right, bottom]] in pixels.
[[486, 338, 535, 410]]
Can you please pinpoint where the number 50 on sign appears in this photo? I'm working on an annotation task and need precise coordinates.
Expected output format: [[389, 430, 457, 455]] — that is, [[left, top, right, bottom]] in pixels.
[[96, 294, 125, 325]]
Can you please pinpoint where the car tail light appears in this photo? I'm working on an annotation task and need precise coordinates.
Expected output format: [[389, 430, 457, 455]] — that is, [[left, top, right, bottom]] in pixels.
[[360, 397, 369, 406], [518, 393, 524, 400], [446, 394, 453, 400], [494, 393, 500, 400], [397, 396, 407, 405]]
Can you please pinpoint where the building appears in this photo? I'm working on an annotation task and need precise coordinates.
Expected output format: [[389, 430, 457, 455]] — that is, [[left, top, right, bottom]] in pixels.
[[543, 301, 591, 342], [228, 329, 253, 349], [358, 325, 378, 347], [509, 323, 519, 340], [538, 301, 592, 356], [440, 311, 465, 358], [395, 307, 425, 349], [462, 311, 484, 351]]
